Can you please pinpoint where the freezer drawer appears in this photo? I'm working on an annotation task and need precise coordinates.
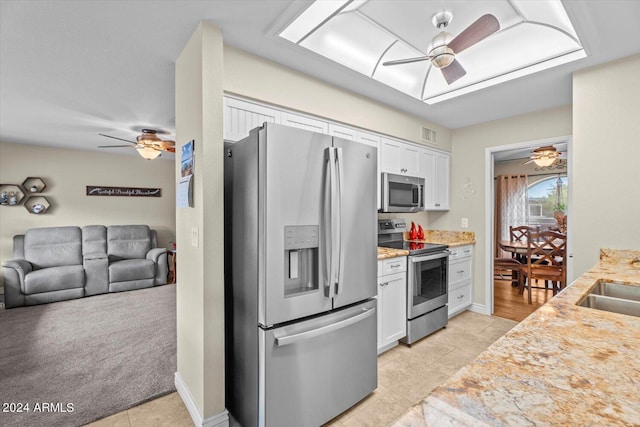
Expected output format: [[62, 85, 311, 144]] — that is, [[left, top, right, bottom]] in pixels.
[[259, 300, 377, 427]]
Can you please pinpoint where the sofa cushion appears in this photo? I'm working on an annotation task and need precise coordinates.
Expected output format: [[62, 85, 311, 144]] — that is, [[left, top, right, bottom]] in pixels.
[[109, 259, 155, 282], [107, 225, 151, 260], [24, 227, 82, 269], [24, 265, 85, 294]]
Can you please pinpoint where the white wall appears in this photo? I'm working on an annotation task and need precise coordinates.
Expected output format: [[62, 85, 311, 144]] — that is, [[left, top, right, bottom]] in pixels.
[[438, 106, 573, 309], [175, 21, 226, 423], [572, 54, 640, 275], [0, 141, 176, 289]]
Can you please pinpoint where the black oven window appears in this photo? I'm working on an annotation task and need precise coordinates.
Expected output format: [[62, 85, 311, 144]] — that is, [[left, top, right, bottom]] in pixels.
[[413, 258, 447, 306]]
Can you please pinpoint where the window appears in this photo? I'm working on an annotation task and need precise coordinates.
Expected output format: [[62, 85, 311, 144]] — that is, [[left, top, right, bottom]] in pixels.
[[527, 176, 567, 228]]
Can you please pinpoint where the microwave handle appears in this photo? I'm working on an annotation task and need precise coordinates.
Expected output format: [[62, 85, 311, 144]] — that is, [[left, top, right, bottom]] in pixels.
[[417, 183, 423, 208]]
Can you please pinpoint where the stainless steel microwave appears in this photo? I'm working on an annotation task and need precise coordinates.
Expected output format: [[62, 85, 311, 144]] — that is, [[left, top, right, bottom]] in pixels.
[[381, 172, 425, 213]]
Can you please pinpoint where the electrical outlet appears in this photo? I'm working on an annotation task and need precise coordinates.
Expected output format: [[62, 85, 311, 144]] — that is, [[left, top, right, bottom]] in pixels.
[[461, 218, 469, 228], [191, 226, 199, 247]]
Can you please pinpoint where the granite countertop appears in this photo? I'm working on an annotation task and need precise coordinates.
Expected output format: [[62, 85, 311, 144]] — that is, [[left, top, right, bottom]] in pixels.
[[405, 230, 476, 248], [394, 248, 640, 426], [377, 247, 410, 260]]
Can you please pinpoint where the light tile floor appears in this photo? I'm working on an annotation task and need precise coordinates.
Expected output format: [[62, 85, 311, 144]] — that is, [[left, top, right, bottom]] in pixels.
[[86, 311, 517, 427]]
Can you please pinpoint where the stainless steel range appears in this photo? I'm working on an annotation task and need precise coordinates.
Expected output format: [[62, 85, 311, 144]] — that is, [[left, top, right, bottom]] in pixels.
[[378, 219, 449, 345]]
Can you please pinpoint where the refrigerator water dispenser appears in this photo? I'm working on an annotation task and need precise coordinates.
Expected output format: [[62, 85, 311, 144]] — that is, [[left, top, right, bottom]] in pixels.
[[284, 225, 319, 297]]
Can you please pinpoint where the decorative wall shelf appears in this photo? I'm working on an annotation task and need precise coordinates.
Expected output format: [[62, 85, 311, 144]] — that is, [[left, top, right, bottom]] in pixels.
[[24, 196, 51, 214], [22, 177, 46, 194], [0, 184, 26, 206]]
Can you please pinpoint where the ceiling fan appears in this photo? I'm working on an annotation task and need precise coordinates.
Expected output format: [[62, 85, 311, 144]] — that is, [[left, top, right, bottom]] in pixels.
[[524, 146, 566, 167], [382, 11, 500, 85], [98, 129, 175, 160]]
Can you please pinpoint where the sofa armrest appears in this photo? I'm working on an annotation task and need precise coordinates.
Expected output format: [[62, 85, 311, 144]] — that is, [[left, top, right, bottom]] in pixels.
[[2, 259, 33, 308], [147, 248, 168, 285], [83, 252, 108, 296], [2, 259, 33, 285]]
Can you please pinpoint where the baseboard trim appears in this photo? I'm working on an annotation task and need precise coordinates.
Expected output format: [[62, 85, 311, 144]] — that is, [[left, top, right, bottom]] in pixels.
[[175, 372, 229, 427], [470, 303, 490, 316]]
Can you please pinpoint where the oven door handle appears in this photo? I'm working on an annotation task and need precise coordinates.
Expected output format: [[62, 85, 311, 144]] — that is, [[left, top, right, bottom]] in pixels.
[[410, 251, 449, 262]]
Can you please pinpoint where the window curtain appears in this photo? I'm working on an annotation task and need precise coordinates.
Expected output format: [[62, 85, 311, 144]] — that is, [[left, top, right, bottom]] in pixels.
[[495, 175, 528, 257]]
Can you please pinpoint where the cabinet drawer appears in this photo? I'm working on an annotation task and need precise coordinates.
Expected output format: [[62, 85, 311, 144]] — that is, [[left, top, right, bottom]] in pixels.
[[381, 257, 406, 275], [448, 258, 472, 287], [448, 284, 472, 315], [448, 245, 473, 260]]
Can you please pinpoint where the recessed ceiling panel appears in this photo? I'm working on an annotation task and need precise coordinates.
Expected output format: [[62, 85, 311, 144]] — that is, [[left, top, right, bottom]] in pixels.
[[300, 12, 395, 75], [278, 0, 586, 104]]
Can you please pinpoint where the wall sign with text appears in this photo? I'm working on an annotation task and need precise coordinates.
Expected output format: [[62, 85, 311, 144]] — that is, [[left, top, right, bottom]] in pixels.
[[86, 186, 162, 197]]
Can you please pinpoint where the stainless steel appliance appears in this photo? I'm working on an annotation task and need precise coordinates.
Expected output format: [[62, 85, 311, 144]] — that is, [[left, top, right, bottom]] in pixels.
[[377, 219, 449, 344], [380, 172, 425, 213], [224, 123, 378, 427]]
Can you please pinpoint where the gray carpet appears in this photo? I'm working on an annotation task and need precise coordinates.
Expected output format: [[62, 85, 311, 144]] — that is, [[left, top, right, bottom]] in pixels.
[[0, 285, 176, 426]]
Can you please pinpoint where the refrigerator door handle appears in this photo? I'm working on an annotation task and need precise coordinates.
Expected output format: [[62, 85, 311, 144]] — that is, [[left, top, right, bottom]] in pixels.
[[274, 307, 375, 346], [325, 147, 338, 299], [335, 146, 345, 295]]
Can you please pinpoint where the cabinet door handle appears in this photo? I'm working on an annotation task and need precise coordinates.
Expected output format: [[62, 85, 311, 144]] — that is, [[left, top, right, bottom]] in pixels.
[[380, 281, 389, 287], [458, 294, 464, 299], [458, 269, 465, 274], [389, 263, 401, 268]]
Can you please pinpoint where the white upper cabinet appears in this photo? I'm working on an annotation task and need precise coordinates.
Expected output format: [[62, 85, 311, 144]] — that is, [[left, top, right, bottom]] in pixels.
[[224, 97, 280, 142], [355, 131, 381, 210], [222, 95, 447, 212], [380, 138, 420, 176], [328, 123, 356, 140], [280, 112, 329, 134], [420, 149, 450, 211]]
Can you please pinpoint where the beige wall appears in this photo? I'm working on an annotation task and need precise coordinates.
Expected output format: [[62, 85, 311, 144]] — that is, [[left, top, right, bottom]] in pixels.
[[175, 22, 226, 422], [438, 106, 573, 309], [223, 46, 452, 152], [0, 141, 175, 289], [572, 54, 640, 275]]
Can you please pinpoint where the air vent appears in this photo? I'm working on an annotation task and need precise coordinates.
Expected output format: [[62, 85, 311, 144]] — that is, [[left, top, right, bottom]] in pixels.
[[421, 127, 437, 143]]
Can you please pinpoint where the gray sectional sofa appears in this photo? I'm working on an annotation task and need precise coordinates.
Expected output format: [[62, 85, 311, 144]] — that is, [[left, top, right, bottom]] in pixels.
[[2, 225, 168, 308]]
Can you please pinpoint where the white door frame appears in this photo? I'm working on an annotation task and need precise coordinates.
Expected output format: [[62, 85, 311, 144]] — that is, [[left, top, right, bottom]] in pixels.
[[484, 135, 573, 315]]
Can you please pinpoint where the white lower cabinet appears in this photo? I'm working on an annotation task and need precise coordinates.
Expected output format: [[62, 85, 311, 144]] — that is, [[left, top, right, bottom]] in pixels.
[[377, 257, 407, 354], [447, 245, 473, 317]]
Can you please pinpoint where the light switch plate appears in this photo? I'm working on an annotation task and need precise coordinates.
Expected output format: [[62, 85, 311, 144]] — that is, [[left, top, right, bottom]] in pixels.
[[461, 218, 469, 228], [191, 226, 199, 247]]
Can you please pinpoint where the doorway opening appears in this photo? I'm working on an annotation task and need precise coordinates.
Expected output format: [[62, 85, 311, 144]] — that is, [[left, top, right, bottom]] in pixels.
[[485, 136, 573, 322]]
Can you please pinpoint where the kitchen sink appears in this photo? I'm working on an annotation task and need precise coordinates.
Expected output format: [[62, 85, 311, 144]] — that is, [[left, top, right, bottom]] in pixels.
[[578, 281, 640, 317], [589, 281, 640, 301]]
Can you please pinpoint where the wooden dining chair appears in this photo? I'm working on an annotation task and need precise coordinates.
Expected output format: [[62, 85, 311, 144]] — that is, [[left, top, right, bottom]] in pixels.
[[494, 257, 521, 287], [519, 230, 567, 304], [509, 225, 532, 243]]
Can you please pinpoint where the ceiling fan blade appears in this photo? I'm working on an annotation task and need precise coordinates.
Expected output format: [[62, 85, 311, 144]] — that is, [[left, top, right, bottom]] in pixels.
[[383, 56, 431, 66], [98, 144, 135, 148], [157, 140, 176, 151], [441, 58, 467, 85], [448, 14, 500, 54], [98, 133, 137, 145], [523, 159, 535, 165]]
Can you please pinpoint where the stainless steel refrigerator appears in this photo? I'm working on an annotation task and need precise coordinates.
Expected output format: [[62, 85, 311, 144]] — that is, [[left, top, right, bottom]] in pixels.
[[224, 123, 378, 427]]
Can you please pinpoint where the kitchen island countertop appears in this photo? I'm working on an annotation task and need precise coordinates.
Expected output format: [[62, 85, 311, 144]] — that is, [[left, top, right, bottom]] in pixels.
[[394, 248, 640, 426]]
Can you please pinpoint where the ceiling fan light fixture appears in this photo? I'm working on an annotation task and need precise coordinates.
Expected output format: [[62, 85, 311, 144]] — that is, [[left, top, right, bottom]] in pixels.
[[430, 46, 455, 68], [533, 156, 557, 167], [136, 146, 162, 160]]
